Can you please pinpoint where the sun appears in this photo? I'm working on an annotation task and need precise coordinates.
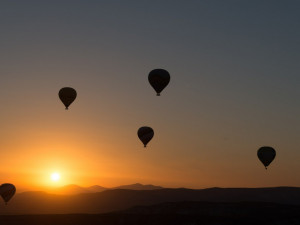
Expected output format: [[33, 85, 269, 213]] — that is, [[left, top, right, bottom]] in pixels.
[[50, 172, 61, 182]]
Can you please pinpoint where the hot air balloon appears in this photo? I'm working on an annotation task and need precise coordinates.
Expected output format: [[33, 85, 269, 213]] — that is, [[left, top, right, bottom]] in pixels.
[[138, 126, 154, 147], [257, 146, 276, 169], [58, 87, 77, 110], [148, 69, 170, 96], [0, 183, 16, 205]]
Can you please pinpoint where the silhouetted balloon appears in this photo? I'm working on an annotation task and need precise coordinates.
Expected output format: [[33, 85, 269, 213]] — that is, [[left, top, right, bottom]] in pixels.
[[257, 146, 276, 169], [0, 183, 16, 204], [59, 87, 77, 110], [148, 69, 170, 96], [138, 126, 154, 147]]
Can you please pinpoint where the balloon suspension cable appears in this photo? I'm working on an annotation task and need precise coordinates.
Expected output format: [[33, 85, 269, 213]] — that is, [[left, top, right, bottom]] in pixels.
[[65, 107, 69, 110], [156, 93, 160, 96], [144, 145, 147, 148]]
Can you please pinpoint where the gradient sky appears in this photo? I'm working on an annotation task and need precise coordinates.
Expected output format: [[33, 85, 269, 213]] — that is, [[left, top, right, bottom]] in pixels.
[[0, 0, 300, 190]]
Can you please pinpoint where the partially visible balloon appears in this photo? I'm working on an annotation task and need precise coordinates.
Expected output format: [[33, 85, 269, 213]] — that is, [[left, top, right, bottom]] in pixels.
[[148, 69, 170, 96], [58, 87, 77, 110], [257, 146, 276, 169], [138, 126, 154, 147], [0, 183, 16, 204]]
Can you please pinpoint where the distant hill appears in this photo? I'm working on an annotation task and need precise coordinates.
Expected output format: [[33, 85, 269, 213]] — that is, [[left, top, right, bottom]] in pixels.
[[45, 183, 162, 195], [1, 187, 300, 214], [85, 185, 107, 193], [113, 183, 163, 190], [49, 185, 92, 195]]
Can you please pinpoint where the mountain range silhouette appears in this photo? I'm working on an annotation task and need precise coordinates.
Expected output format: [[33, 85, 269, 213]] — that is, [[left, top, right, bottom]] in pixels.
[[1, 185, 299, 215]]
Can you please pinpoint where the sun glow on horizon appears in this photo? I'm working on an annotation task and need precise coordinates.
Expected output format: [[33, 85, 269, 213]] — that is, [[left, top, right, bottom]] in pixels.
[[51, 172, 61, 182]]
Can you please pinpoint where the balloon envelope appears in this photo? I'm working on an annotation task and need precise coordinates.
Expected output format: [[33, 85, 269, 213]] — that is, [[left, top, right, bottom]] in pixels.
[[138, 126, 154, 147], [59, 87, 77, 110], [0, 183, 16, 204], [257, 146, 276, 169], [148, 69, 170, 96]]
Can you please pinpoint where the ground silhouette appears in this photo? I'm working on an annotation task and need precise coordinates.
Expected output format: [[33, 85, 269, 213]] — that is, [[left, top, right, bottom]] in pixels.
[[1, 187, 300, 214], [0, 201, 299, 225]]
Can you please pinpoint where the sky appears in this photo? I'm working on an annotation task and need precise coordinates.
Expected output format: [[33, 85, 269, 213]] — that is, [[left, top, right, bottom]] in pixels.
[[0, 0, 300, 190]]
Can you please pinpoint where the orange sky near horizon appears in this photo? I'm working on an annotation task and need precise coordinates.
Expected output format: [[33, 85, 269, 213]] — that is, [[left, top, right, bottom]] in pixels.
[[0, 99, 297, 190]]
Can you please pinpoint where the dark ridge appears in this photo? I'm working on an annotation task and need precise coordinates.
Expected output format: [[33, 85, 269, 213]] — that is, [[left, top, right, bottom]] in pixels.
[[1, 187, 300, 215]]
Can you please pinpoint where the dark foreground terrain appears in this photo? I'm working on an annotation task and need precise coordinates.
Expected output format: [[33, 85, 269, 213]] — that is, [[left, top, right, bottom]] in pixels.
[[1, 201, 300, 225]]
